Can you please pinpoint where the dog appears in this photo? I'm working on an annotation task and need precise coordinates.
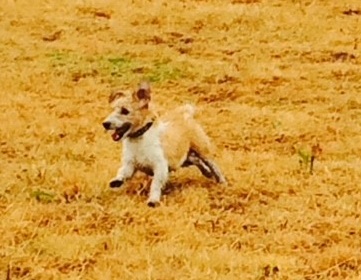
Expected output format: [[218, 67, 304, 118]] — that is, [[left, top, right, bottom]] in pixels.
[[102, 82, 226, 206]]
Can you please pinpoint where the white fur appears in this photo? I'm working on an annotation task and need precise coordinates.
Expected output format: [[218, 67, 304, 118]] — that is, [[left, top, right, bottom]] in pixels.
[[112, 123, 169, 204]]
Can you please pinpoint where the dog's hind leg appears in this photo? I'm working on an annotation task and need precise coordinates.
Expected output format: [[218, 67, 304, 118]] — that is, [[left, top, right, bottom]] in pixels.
[[188, 123, 226, 184], [182, 150, 213, 178], [187, 149, 226, 183], [201, 157, 226, 184]]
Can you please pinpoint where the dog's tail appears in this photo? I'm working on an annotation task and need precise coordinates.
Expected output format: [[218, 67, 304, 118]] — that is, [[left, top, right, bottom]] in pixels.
[[180, 104, 196, 119]]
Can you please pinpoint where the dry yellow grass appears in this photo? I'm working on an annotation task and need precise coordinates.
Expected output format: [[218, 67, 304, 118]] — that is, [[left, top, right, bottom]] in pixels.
[[1, 0, 361, 279]]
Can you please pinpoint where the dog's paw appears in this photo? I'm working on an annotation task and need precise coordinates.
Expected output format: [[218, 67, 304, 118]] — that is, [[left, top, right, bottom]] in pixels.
[[220, 180, 228, 187], [219, 177, 227, 185], [215, 173, 227, 185], [147, 200, 160, 208], [147, 190, 161, 207], [109, 179, 124, 188]]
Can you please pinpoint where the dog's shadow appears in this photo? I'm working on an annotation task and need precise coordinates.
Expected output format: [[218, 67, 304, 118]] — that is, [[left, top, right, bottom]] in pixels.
[[162, 179, 192, 196], [124, 170, 213, 198]]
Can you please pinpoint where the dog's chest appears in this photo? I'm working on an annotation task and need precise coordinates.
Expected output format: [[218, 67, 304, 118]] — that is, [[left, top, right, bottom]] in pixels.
[[123, 126, 166, 169]]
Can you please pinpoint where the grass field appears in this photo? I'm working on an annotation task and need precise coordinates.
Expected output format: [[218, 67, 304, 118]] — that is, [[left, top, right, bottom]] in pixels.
[[1, 0, 361, 279]]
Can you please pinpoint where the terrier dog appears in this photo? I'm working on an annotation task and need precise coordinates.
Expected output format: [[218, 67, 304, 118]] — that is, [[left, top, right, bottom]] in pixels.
[[102, 82, 226, 206]]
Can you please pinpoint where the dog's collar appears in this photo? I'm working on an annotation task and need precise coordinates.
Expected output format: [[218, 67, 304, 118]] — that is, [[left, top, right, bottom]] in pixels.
[[128, 122, 153, 138]]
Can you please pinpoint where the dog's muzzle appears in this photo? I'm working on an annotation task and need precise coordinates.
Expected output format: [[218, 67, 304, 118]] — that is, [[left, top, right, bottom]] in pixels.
[[103, 122, 131, 141]]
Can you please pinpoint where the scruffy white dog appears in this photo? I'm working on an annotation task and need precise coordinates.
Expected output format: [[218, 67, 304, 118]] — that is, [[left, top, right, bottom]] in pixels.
[[102, 82, 225, 206]]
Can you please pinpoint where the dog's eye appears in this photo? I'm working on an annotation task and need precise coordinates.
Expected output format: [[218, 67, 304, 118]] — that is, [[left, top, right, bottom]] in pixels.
[[120, 107, 130, 115]]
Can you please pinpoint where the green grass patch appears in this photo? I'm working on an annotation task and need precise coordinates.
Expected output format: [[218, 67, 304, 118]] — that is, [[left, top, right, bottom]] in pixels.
[[46, 52, 186, 83], [145, 59, 183, 82]]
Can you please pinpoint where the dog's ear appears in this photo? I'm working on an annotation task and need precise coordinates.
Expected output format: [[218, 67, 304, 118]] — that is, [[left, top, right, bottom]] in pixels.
[[109, 90, 124, 104], [133, 82, 151, 108], [135, 81, 151, 100]]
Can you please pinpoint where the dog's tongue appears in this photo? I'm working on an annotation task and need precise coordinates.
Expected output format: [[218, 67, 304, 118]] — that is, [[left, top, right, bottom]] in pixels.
[[112, 132, 120, 141]]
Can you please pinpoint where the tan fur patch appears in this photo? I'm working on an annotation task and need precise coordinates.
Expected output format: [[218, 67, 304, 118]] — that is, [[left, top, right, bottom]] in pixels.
[[108, 90, 125, 104]]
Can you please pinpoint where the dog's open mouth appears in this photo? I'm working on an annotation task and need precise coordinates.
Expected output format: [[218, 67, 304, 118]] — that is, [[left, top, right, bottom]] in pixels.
[[111, 123, 131, 141]]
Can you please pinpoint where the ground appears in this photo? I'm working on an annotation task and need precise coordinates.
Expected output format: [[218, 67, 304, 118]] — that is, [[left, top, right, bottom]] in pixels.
[[1, 0, 361, 279]]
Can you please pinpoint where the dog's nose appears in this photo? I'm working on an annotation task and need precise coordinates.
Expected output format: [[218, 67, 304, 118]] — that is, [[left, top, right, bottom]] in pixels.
[[102, 121, 111, 130]]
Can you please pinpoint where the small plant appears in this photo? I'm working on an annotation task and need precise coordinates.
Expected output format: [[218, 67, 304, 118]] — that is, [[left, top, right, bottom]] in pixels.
[[30, 189, 55, 203], [296, 143, 322, 175], [256, 264, 280, 280], [297, 148, 312, 173]]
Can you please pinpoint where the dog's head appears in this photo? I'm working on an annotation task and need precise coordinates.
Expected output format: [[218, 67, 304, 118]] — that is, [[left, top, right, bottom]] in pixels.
[[102, 82, 153, 141]]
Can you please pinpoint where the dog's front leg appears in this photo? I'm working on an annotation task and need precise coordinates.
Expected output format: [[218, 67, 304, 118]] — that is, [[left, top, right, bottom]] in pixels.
[[109, 160, 135, 189], [147, 163, 168, 207]]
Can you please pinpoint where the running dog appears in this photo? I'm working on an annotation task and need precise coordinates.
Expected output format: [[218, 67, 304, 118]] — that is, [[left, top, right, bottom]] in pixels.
[[102, 82, 226, 206]]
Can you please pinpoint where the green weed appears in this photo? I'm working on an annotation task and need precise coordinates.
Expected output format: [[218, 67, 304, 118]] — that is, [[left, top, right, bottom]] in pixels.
[[30, 189, 56, 203]]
